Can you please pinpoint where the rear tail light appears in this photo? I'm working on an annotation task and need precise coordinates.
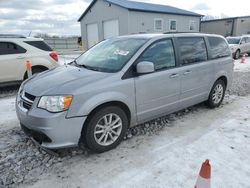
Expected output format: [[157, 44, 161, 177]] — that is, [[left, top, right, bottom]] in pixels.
[[49, 51, 58, 62]]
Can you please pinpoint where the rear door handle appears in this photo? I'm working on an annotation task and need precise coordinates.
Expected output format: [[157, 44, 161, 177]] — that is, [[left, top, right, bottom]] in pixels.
[[169, 73, 179, 78], [183, 70, 192, 75], [16, 56, 25, 60]]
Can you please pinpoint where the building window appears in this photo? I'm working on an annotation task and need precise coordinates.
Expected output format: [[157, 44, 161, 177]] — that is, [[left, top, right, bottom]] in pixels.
[[154, 19, 163, 31], [169, 20, 177, 31], [189, 21, 196, 31]]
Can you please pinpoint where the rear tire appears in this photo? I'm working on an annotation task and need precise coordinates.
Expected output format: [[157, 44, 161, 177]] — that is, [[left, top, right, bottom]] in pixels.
[[82, 106, 128, 153], [24, 67, 47, 80], [206, 80, 226, 108], [234, 49, 240, 59]]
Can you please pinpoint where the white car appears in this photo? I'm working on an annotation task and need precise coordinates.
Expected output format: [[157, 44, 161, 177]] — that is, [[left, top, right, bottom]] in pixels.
[[227, 35, 250, 59], [0, 34, 59, 86]]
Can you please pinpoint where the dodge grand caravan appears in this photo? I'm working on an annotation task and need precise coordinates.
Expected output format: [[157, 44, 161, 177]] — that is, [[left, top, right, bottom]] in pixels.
[[16, 33, 233, 153]]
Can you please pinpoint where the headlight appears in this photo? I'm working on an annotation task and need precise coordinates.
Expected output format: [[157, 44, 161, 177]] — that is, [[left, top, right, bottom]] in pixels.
[[38, 96, 73, 112]]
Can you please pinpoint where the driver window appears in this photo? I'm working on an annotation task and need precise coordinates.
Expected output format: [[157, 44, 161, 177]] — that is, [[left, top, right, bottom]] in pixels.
[[137, 39, 176, 71]]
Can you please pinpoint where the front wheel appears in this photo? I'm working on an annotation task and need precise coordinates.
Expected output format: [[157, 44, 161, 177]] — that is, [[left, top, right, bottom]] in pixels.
[[206, 80, 226, 108], [82, 106, 128, 153]]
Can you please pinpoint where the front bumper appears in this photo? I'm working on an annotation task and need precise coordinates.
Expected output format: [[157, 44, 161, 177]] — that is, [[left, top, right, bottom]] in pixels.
[[16, 93, 87, 149]]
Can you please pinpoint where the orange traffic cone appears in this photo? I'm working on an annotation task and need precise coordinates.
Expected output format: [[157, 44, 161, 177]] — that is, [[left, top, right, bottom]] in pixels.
[[241, 53, 246, 64], [194, 160, 211, 188], [25, 60, 32, 78]]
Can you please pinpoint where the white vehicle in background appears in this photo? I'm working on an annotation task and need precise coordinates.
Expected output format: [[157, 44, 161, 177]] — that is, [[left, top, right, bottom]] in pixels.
[[0, 34, 59, 86], [226, 35, 250, 59]]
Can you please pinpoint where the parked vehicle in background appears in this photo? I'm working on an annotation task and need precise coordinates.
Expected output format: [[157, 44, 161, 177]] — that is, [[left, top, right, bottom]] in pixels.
[[0, 34, 59, 86], [16, 33, 233, 153], [226, 35, 250, 59]]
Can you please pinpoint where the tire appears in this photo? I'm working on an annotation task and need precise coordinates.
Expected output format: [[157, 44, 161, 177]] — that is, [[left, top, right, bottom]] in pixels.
[[206, 79, 226, 108], [24, 67, 47, 80], [82, 106, 128, 153], [234, 49, 240, 59]]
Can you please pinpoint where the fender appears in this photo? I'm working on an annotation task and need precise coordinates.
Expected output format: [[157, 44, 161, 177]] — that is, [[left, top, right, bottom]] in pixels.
[[66, 91, 137, 126]]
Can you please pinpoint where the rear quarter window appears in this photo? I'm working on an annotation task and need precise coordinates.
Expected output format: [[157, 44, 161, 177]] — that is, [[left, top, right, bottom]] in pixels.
[[24, 41, 53, 51], [207, 37, 231, 59]]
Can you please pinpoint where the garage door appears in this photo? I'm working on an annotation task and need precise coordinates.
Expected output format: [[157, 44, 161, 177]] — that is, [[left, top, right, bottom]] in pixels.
[[103, 19, 119, 40], [87, 23, 99, 48]]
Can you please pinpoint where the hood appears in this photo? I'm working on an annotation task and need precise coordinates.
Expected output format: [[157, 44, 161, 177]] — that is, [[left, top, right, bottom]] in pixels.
[[22, 65, 111, 96], [229, 44, 239, 47]]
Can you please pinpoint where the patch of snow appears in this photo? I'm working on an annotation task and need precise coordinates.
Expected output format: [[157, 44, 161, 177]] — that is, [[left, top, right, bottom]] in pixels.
[[234, 56, 250, 72], [25, 96, 250, 188]]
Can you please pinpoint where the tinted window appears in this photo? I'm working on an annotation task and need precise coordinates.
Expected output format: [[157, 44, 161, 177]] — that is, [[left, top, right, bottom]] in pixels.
[[0, 42, 26, 55], [208, 37, 231, 59], [138, 39, 176, 71], [24, 41, 53, 51], [178, 37, 207, 65]]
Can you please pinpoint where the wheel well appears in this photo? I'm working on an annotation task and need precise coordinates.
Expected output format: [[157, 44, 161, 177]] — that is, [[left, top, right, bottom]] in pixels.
[[87, 101, 131, 124], [23, 65, 48, 80], [79, 101, 131, 145], [217, 76, 227, 87]]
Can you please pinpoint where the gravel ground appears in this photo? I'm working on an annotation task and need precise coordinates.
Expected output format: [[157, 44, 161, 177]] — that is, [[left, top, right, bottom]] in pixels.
[[0, 69, 250, 187]]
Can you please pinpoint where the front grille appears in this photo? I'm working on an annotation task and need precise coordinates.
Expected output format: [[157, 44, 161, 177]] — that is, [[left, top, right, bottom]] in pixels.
[[24, 92, 36, 101], [20, 91, 36, 111], [23, 101, 32, 110]]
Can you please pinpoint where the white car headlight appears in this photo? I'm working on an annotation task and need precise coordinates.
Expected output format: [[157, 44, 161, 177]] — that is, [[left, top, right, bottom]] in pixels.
[[38, 96, 73, 112]]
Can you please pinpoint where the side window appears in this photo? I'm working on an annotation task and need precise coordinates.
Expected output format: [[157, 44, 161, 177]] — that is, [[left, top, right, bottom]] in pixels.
[[0, 42, 26, 55], [208, 36, 231, 59], [241, 38, 246, 44], [137, 39, 176, 71], [177, 37, 207, 65]]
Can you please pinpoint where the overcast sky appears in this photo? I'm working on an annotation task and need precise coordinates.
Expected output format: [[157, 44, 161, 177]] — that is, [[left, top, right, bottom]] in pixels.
[[0, 0, 249, 36]]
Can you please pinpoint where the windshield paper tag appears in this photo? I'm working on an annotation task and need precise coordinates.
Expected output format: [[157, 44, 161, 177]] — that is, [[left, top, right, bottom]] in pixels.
[[114, 50, 129, 56]]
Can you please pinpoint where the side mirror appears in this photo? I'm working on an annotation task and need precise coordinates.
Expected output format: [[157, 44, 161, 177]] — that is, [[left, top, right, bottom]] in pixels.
[[136, 61, 155, 74]]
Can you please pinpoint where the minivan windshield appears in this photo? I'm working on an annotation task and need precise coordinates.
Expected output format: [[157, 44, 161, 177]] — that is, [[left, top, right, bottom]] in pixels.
[[227, 37, 241, 44], [75, 38, 148, 72]]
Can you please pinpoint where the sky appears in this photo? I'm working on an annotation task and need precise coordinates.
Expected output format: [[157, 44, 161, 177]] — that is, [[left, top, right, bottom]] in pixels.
[[0, 0, 250, 36]]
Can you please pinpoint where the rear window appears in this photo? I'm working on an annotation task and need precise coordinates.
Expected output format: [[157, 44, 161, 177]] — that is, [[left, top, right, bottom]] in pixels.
[[177, 37, 208, 65], [208, 37, 231, 59], [24, 41, 53, 51]]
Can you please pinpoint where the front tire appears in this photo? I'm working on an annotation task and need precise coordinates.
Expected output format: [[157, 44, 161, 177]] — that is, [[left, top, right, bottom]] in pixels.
[[206, 80, 226, 108], [82, 106, 128, 153]]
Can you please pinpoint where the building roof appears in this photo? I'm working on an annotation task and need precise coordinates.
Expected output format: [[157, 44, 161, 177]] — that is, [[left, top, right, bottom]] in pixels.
[[201, 15, 250, 23], [78, 0, 202, 21]]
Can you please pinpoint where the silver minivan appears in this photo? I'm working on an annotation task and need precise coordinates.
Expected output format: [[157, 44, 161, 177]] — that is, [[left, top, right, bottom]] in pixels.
[[16, 33, 233, 153]]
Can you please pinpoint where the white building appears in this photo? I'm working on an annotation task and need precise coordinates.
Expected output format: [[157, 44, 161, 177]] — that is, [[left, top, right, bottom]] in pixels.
[[78, 0, 202, 49]]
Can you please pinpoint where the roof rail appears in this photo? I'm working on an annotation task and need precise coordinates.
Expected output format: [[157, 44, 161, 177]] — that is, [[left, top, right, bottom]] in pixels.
[[163, 32, 201, 34], [0, 34, 26, 38]]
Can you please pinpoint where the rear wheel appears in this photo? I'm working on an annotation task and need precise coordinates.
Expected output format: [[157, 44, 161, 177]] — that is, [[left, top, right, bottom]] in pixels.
[[24, 67, 48, 80], [82, 106, 128, 153], [234, 49, 240, 59], [206, 79, 226, 108]]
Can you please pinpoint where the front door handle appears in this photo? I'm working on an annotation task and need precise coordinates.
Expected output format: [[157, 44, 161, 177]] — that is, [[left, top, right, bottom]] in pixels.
[[183, 70, 192, 75], [169, 73, 179, 78]]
